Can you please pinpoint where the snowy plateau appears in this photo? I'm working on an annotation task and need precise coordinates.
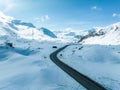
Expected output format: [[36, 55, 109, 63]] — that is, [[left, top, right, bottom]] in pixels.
[[0, 11, 120, 90]]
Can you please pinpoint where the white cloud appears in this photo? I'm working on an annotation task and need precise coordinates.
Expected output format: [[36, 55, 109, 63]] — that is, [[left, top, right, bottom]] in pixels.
[[0, 0, 17, 12], [112, 13, 120, 18], [65, 27, 73, 31], [45, 15, 50, 20], [35, 15, 50, 22], [91, 6, 97, 10], [91, 6, 102, 10]]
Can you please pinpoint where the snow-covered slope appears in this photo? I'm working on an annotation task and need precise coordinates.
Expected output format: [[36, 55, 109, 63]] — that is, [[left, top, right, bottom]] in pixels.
[[1, 11, 120, 90], [0, 11, 57, 43], [40, 27, 57, 38], [0, 42, 86, 90], [0, 12, 85, 90], [1, 11, 119, 45], [58, 44, 120, 90], [80, 22, 120, 45]]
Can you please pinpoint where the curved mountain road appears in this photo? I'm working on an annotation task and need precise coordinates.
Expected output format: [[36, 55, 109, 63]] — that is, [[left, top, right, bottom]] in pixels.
[[50, 45, 106, 90]]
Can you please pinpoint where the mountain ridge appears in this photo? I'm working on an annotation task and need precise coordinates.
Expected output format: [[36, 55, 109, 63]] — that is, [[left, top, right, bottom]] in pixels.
[[0, 11, 57, 41]]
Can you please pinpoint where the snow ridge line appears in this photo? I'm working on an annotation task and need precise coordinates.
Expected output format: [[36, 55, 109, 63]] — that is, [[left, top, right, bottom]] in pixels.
[[50, 45, 106, 90]]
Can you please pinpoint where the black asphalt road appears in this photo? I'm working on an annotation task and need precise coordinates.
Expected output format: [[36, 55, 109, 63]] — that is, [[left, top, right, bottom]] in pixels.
[[50, 45, 106, 90]]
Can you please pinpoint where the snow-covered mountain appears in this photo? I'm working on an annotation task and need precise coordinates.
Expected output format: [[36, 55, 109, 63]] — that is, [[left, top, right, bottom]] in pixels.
[[79, 22, 120, 45], [53, 22, 120, 44], [0, 11, 57, 43], [1, 11, 120, 45], [1, 11, 120, 90], [0, 12, 81, 89]]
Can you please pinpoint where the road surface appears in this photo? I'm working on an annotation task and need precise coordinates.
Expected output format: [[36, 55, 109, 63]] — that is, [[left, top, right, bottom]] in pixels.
[[50, 45, 106, 90]]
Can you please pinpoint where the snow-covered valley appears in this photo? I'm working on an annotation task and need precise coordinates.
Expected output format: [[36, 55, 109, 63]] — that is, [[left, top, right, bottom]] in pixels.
[[0, 42, 86, 90], [58, 44, 120, 90], [0, 11, 120, 90]]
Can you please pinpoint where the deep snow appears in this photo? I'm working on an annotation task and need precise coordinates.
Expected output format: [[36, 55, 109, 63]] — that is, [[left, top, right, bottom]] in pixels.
[[0, 41, 86, 90], [58, 44, 120, 90], [0, 11, 120, 90]]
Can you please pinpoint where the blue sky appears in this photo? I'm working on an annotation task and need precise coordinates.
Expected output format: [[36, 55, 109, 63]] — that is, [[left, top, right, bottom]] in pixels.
[[0, 0, 120, 31]]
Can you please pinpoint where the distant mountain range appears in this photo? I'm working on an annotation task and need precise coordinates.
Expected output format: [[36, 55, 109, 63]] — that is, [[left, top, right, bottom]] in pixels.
[[0, 11, 120, 45]]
